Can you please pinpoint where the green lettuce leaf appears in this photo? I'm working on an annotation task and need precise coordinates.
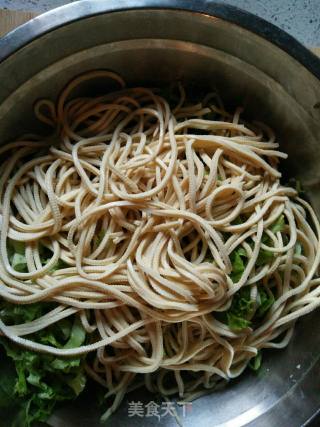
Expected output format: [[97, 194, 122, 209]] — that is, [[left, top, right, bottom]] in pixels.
[[64, 318, 86, 349], [226, 286, 254, 330], [10, 240, 25, 255], [231, 215, 245, 226], [11, 253, 28, 273], [255, 215, 285, 267], [220, 285, 275, 331], [49, 259, 68, 273], [66, 371, 87, 395], [256, 288, 275, 318], [248, 351, 262, 371], [271, 214, 285, 234], [38, 242, 68, 272], [7, 240, 27, 272], [0, 300, 87, 426], [226, 312, 251, 330], [93, 230, 107, 250], [0, 303, 45, 324], [229, 247, 247, 282], [8, 240, 68, 274], [256, 249, 274, 267]]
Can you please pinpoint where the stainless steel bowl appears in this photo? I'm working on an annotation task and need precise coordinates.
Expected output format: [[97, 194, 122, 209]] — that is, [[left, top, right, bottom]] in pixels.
[[1, 1, 320, 426]]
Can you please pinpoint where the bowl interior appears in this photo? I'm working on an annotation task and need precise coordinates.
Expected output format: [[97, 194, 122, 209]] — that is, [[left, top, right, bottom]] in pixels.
[[1, 8, 320, 427]]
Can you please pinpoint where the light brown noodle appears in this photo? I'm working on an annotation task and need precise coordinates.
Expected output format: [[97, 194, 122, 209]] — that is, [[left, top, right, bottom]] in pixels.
[[0, 70, 320, 420]]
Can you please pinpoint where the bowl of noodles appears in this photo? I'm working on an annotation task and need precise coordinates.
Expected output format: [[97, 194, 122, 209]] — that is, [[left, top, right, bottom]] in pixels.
[[0, 1, 320, 426]]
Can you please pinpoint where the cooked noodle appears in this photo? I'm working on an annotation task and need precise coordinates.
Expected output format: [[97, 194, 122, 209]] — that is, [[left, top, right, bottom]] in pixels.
[[0, 70, 320, 420]]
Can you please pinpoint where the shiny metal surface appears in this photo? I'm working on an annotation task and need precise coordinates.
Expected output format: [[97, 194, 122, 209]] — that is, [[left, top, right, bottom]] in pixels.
[[0, 2, 320, 426]]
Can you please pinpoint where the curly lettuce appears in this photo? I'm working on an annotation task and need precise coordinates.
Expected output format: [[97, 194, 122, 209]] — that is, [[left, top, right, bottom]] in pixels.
[[0, 301, 87, 427]]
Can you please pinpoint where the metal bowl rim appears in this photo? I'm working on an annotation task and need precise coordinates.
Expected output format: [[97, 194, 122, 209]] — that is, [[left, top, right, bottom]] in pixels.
[[0, 0, 319, 81]]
